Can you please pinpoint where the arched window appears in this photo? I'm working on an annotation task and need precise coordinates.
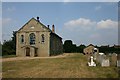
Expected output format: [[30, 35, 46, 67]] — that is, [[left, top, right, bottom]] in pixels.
[[21, 35, 24, 43], [29, 33, 35, 45], [41, 34, 45, 43]]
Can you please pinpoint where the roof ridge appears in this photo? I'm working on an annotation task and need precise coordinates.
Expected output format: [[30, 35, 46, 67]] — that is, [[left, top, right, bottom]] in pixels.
[[17, 17, 51, 32]]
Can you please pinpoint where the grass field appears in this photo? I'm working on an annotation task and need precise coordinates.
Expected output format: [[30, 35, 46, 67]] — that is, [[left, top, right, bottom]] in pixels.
[[2, 53, 119, 78]]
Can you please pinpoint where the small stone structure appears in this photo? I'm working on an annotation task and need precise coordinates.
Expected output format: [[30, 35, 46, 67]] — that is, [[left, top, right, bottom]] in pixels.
[[83, 44, 99, 55]]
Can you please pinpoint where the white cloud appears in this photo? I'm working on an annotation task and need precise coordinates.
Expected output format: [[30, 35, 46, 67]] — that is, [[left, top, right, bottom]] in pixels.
[[64, 18, 96, 31], [64, 18, 118, 30], [97, 19, 118, 29]]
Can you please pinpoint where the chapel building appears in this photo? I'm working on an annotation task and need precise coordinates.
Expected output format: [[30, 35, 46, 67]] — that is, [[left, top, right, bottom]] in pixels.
[[16, 17, 63, 57]]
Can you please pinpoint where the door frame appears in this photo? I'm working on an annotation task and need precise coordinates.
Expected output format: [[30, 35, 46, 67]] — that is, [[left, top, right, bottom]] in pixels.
[[26, 47, 30, 56]]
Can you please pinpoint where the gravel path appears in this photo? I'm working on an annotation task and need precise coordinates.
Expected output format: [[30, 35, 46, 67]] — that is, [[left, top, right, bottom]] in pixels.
[[1, 54, 69, 62]]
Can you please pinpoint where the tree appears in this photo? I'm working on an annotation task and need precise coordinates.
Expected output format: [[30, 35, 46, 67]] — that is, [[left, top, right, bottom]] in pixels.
[[2, 31, 17, 56], [11, 31, 17, 50], [72, 44, 77, 52], [77, 44, 86, 53], [63, 40, 87, 53], [63, 40, 74, 53]]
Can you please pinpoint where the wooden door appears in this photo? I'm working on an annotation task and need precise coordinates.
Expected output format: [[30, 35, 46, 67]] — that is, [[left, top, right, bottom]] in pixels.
[[26, 47, 30, 56]]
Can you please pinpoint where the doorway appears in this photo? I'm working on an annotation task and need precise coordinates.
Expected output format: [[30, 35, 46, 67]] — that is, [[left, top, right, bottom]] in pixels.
[[35, 48, 38, 57], [26, 47, 30, 56]]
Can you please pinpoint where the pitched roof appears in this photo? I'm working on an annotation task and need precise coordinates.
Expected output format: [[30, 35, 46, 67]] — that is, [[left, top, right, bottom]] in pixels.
[[50, 32, 62, 39], [17, 17, 62, 39], [17, 17, 51, 32], [87, 44, 94, 47]]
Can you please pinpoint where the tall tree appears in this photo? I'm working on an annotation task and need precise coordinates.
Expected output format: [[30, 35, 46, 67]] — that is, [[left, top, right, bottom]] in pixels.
[[63, 40, 73, 53], [2, 31, 17, 56], [11, 31, 17, 50]]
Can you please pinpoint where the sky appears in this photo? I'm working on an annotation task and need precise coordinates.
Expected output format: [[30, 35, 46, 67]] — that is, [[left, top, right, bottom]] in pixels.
[[1, 0, 120, 2], [2, 2, 119, 46]]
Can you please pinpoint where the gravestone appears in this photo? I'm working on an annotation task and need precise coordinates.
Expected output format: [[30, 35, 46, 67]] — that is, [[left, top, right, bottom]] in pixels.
[[110, 53, 117, 66], [101, 59, 110, 67], [88, 56, 96, 66], [117, 60, 120, 67], [117, 54, 120, 67], [97, 53, 110, 67], [98, 53, 105, 64], [117, 54, 120, 60]]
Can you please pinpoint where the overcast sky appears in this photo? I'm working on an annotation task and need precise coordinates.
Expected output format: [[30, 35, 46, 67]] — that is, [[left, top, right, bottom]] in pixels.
[[2, 2, 119, 46]]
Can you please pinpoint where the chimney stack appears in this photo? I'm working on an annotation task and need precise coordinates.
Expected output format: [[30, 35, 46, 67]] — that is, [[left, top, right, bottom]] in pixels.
[[47, 25, 50, 28], [37, 16, 40, 22], [52, 24, 55, 33]]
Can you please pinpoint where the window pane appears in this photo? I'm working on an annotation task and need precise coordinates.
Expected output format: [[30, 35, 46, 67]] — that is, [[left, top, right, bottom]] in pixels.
[[29, 33, 35, 45], [41, 34, 45, 43], [21, 35, 24, 43]]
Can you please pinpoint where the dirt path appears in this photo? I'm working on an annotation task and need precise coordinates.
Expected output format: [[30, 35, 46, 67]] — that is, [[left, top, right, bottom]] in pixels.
[[1, 53, 69, 62]]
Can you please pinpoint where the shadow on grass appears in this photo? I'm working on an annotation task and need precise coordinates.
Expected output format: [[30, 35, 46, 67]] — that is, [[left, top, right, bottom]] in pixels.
[[2, 55, 16, 58]]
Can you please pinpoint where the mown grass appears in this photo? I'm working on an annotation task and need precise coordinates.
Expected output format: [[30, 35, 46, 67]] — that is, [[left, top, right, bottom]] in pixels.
[[2, 53, 119, 78]]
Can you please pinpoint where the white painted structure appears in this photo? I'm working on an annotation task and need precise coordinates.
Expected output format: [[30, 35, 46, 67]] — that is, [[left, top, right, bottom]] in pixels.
[[88, 56, 96, 66]]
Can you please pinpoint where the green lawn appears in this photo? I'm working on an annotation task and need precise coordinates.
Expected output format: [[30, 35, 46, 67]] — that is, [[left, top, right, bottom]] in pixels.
[[2, 53, 119, 78]]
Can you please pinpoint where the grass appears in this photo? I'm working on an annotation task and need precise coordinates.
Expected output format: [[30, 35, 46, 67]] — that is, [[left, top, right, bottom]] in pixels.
[[2, 53, 119, 78], [2, 55, 16, 58]]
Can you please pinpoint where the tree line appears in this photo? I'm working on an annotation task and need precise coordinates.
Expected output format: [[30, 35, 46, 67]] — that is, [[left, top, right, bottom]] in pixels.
[[63, 40, 120, 54], [1, 31, 120, 56]]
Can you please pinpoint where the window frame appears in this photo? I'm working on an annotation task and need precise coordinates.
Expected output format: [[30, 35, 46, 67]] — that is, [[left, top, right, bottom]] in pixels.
[[29, 33, 36, 45], [20, 35, 24, 44], [41, 34, 45, 43]]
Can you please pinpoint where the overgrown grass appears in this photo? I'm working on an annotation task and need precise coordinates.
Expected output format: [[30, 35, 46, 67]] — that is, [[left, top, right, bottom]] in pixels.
[[2, 53, 119, 78]]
